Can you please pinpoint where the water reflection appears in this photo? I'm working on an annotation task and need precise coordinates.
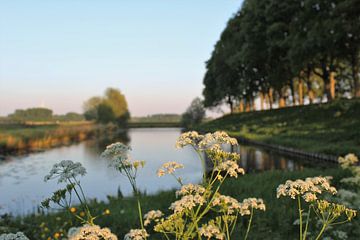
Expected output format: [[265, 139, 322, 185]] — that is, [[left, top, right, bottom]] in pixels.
[[0, 128, 319, 215]]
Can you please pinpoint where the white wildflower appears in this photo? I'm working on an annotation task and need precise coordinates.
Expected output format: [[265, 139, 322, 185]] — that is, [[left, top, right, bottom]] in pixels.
[[277, 176, 337, 200], [199, 224, 225, 240], [44, 160, 86, 183], [124, 229, 149, 240], [214, 160, 245, 178], [68, 225, 118, 240], [338, 153, 358, 168], [175, 183, 206, 197], [170, 194, 206, 213], [143, 210, 163, 226], [0, 232, 29, 240], [157, 161, 184, 177], [212, 194, 241, 215]]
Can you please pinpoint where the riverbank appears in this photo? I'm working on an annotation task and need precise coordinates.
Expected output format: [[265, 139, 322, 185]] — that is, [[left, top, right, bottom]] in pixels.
[[1, 167, 358, 239], [196, 99, 360, 157], [0, 122, 117, 155]]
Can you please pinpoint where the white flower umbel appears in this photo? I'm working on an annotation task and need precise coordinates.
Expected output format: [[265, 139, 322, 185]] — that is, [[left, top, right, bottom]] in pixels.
[[102, 142, 147, 235], [44, 160, 86, 183], [0, 232, 29, 240], [43, 160, 94, 225], [68, 225, 118, 240], [124, 229, 149, 240]]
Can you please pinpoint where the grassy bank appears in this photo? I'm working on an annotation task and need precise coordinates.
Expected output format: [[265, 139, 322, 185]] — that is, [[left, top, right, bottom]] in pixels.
[[197, 99, 360, 157], [1, 167, 358, 239], [0, 122, 107, 155]]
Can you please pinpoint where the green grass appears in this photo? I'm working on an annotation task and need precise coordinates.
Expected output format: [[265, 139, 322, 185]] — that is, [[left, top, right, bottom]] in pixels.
[[2, 167, 358, 239], [196, 99, 360, 157]]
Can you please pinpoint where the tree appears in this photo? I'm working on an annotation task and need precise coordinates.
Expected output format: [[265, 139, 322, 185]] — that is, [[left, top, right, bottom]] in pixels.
[[97, 103, 116, 124], [181, 98, 206, 128], [83, 96, 102, 120], [104, 88, 129, 118], [83, 88, 130, 126]]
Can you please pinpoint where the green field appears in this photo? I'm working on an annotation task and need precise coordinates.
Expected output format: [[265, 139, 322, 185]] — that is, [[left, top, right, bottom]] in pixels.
[[196, 99, 360, 157], [2, 167, 358, 239]]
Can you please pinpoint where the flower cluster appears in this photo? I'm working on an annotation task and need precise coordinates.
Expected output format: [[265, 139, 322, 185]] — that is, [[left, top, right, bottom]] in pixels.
[[199, 223, 225, 240], [157, 161, 184, 177], [0, 232, 29, 240], [123, 229, 149, 240], [276, 176, 337, 202], [44, 160, 86, 183], [240, 198, 266, 214], [214, 160, 245, 178], [143, 210, 163, 226], [175, 183, 206, 197], [68, 225, 118, 240], [212, 194, 241, 215], [101, 142, 131, 161], [170, 194, 206, 213], [338, 153, 358, 169], [175, 131, 238, 150], [315, 200, 357, 221]]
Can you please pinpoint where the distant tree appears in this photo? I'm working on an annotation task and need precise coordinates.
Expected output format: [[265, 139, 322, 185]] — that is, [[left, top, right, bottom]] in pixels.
[[83, 96, 102, 120], [83, 88, 130, 126], [97, 103, 116, 124], [181, 98, 206, 128]]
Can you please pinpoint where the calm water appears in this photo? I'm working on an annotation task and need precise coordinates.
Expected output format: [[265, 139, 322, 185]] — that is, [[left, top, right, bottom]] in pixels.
[[0, 128, 306, 215]]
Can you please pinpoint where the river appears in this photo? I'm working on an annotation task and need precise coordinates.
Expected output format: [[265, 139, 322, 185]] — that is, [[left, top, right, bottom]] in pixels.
[[0, 128, 314, 215]]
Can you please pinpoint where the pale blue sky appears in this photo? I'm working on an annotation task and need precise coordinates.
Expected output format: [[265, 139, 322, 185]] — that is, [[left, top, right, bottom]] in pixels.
[[0, 0, 242, 116]]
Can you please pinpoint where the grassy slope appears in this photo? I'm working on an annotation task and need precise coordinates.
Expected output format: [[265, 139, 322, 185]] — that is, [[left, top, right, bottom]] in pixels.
[[197, 99, 360, 157], [2, 168, 358, 239]]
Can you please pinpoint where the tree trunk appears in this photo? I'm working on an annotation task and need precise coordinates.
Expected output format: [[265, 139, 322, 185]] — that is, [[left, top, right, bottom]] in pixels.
[[298, 78, 304, 105], [245, 99, 251, 112], [265, 93, 270, 109], [260, 92, 264, 110], [227, 96, 233, 114], [290, 81, 296, 106], [269, 88, 274, 109], [251, 96, 256, 111], [330, 72, 336, 100], [321, 62, 333, 101], [308, 89, 314, 104], [239, 99, 244, 112]]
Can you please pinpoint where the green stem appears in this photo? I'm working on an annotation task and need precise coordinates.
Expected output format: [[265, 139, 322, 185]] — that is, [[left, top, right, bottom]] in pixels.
[[302, 206, 311, 240], [297, 196, 303, 240], [314, 223, 327, 240], [244, 208, 253, 240], [137, 199, 144, 228]]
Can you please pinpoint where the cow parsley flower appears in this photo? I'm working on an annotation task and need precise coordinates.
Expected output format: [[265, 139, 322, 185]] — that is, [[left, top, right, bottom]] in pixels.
[[44, 160, 86, 183], [276, 176, 337, 200], [170, 194, 206, 213], [143, 210, 163, 226], [214, 160, 245, 178], [175, 183, 206, 197], [157, 161, 184, 177], [0, 232, 29, 240], [68, 225, 118, 240], [124, 229, 149, 240], [199, 223, 225, 240]]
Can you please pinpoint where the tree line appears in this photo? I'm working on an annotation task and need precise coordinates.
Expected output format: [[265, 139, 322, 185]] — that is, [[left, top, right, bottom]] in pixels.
[[7, 108, 84, 122], [203, 0, 360, 113]]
